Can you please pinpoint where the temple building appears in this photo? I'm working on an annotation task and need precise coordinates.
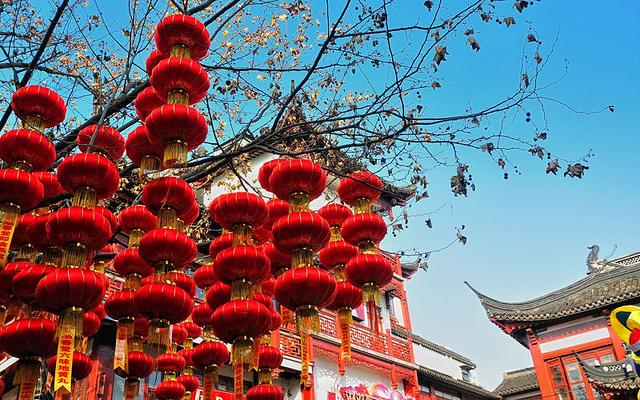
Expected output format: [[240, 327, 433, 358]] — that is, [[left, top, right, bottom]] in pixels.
[[469, 252, 640, 400]]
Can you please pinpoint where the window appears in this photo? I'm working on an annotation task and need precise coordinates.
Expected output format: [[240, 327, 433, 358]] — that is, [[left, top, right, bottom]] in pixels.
[[548, 363, 570, 400], [433, 390, 460, 400]]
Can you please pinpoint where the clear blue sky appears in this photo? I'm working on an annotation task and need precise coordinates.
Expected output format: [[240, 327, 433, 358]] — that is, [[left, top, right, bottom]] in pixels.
[[382, 0, 640, 389]]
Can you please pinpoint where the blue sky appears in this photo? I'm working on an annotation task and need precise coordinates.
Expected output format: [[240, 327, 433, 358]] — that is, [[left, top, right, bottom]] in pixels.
[[383, 0, 640, 389]]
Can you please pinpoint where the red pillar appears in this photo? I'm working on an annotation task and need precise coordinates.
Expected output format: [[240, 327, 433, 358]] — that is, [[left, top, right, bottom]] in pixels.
[[527, 329, 555, 399]]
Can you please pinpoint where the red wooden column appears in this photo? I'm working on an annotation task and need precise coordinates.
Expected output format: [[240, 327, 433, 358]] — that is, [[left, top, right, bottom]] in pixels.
[[603, 309, 627, 360], [527, 329, 555, 399]]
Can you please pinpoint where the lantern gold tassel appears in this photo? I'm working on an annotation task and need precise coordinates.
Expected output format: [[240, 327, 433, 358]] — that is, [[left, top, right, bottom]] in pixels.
[[295, 305, 320, 334], [202, 366, 219, 400], [128, 228, 145, 248], [361, 282, 382, 306], [158, 207, 178, 230], [14, 360, 40, 400], [163, 141, 188, 169], [61, 243, 88, 269], [258, 368, 273, 385], [139, 155, 161, 183], [124, 378, 140, 400], [71, 186, 97, 209], [337, 308, 353, 360], [231, 280, 253, 301], [148, 319, 171, 355], [0, 202, 20, 268], [232, 224, 252, 246]]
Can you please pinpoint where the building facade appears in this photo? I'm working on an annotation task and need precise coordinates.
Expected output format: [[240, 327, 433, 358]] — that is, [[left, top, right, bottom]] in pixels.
[[470, 252, 640, 400]]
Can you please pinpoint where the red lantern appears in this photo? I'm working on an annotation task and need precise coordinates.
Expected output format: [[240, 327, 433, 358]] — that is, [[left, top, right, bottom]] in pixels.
[[275, 267, 336, 332], [209, 193, 268, 237], [257, 346, 283, 384], [251, 293, 273, 310], [263, 242, 291, 277], [155, 15, 210, 60], [154, 380, 186, 400], [47, 351, 92, 381], [191, 303, 214, 329], [57, 153, 120, 208], [117, 350, 154, 400], [269, 309, 282, 332], [257, 159, 283, 193], [172, 323, 189, 347], [10, 213, 37, 260], [0, 129, 56, 171], [36, 268, 106, 314], [145, 104, 207, 168], [83, 310, 102, 337], [150, 57, 210, 104], [95, 206, 117, 236], [179, 321, 203, 342], [261, 277, 277, 297], [118, 205, 157, 247], [192, 340, 229, 400], [272, 212, 331, 255], [105, 291, 138, 321], [134, 86, 164, 120], [345, 253, 393, 298], [194, 264, 218, 290], [112, 248, 154, 282], [205, 282, 231, 311], [142, 176, 196, 227], [327, 281, 362, 360], [162, 271, 196, 298], [341, 213, 388, 250], [208, 233, 234, 258], [12, 264, 53, 305], [246, 385, 285, 400], [213, 245, 270, 299], [157, 352, 186, 374], [178, 200, 200, 228], [1, 317, 57, 358], [146, 50, 166, 75], [125, 125, 163, 180], [337, 171, 383, 208], [177, 374, 199, 394], [11, 85, 66, 130], [268, 158, 326, 205], [47, 206, 113, 268], [76, 124, 125, 160], [33, 171, 64, 199], [138, 228, 197, 271], [266, 199, 290, 226]]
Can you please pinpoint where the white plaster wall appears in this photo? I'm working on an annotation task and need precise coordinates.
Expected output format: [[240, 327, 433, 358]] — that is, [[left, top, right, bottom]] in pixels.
[[313, 356, 404, 400], [412, 344, 468, 381]]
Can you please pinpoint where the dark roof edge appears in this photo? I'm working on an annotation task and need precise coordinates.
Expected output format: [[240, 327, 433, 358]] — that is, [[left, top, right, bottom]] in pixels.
[[492, 367, 539, 396], [391, 326, 476, 368], [418, 367, 500, 399]]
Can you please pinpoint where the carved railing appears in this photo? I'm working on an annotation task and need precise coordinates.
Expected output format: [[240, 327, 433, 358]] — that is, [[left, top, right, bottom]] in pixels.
[[280, 310, 412, 363]]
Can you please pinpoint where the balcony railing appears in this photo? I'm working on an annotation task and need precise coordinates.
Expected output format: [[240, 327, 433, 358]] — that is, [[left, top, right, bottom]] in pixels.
[[280, 310, 413, 364]]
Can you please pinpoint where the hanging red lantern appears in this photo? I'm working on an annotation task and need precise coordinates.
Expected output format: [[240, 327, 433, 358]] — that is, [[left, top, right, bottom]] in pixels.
[[0, 129, 56, 171], [95, 206, 117, 236], [76, 124, 125, 160], [257, 346, 283, 384], [177, 321, 202, 349], [47, 351, 93, 381], [208, 233, 234, 258], [11, 85, 66, 131], [268, 158, 326, 208], [146, 50, 166, 75], [57, 153, 120, 208], [191, 303, 214, 329], [1, 317, 57, 400], [138, 228, 197, 272], [134, 86, 164, 120], [10, 213, 37, 261], [275, 267, 336, 332], [272, 212, 330, 256], [135, 281, 193, 348], [161, 271, 196, 298], [341, 213, 387, 250], [83, 310, 101, 338], [125, 125, 163, 181], [246, 385, 285, 400], [145, 104, 207, 168], [177, 374, 199, 397], [154, 380, 186, 400], [118, 205, 158, 247], [150, 57, 210, 104], [194, 263, 218, 291], [157, 352, 186, 375], [0, 169, 44, 267], [12, 263, 53, 306], [113, 248, 155, 287], [171, 323, 189, 348], [117, 350, 154, 400], [47, 206, 113, 268], [208, 192, 268, 242], [263, 242, 291, 277], [318, 241, 359, 275], [205, 281, 231, 311], [266, 199, 289, 226], [327, 282, 362, 360], [26, 214, 60, 266], [261, 277, 277, 297], [155, 14, 210, 60], [337, 171, 383, 210], [192, 336, 230, 400], [345, 253, 393, 302], [142, 176, 196, 228], [213, 245, 270, 299], [33, 171, 64, 198], [257, 159, 283, 194]]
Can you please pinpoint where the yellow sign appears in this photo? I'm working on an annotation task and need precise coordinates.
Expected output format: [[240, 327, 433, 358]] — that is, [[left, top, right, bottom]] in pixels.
[[54, 324, 75, 394]]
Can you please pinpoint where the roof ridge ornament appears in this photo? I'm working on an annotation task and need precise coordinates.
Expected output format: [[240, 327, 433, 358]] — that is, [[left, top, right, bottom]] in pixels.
[[587, 244, 619, 275]]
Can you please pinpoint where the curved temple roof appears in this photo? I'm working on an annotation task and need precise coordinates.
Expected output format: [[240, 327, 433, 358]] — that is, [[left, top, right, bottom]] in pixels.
[[576, 353, 640, 394], [467, 252, 640, 327]]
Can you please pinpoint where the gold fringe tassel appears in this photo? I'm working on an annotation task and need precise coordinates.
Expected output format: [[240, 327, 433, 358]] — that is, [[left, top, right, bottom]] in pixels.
[[139, 155, 161, 183], [61, 243, 88, 269], [337, 308, 353, 360], [203, 366, 219, 400], [163, 141, 188, 169], [295, 306, 320, 335], [71, 187, 97, 209]]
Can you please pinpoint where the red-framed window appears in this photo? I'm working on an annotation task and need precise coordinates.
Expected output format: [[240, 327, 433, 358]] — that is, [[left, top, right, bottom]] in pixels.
[[546, 345, 616, 400]]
